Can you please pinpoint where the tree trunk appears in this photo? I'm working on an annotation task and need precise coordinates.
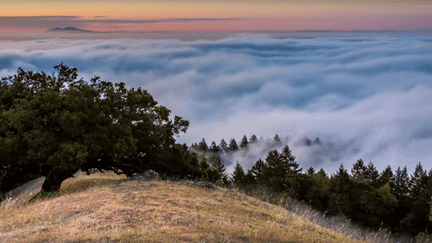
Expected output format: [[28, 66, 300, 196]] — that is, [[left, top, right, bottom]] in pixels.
[[41, 166, 78, 194]]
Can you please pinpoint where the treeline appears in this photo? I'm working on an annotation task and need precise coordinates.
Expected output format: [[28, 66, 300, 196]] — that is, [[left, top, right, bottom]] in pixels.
[[192, 136, 432, 237], [190, 134, 320, 153]]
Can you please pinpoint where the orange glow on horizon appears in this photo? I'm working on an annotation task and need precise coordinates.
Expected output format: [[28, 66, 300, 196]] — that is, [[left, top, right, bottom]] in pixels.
[[1, 0, 431, 32]]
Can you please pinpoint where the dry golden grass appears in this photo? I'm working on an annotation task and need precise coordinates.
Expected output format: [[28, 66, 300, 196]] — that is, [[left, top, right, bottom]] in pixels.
[[0, 171, 364, 243]]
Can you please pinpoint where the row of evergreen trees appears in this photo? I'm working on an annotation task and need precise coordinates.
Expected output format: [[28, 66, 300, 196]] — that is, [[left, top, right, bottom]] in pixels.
[[191, 135, 262, 153], [190, 137, 432, 236], [191, 134, 320, 154]]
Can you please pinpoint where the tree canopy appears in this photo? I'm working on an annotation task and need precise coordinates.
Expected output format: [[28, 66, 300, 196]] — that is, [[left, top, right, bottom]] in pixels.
[[0, 64, 189, 195]]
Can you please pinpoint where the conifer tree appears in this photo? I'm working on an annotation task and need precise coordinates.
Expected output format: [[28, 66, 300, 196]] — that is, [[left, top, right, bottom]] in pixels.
[[307, 166, 315, 175], [329, 164, 353, 215], [261, 145, 301, 192], [240, 135, 249, 149], [249, 134, 258, 144], [243, 170, 256, 188], [317, 168, 327, 177], [209, 141, 220, 153], [351, 159, 366, 180], [377, 165, 393, 187], [231, 161, 245, 187], [409, 162, 428, 200], [280, 145, 301, 174], [228, 138, 239, 152], [390, 166, 411, 231], [400, 163, 431, 235], [212, 156, 228, 185], [391, 166, 410, 199], [273, 134, 281, 144], [219, 139, 228, 153], [198, 138, 208, 152], [199, 158, 210, 171], [365, 162, 379, 186], [251, 159, 266, 181]]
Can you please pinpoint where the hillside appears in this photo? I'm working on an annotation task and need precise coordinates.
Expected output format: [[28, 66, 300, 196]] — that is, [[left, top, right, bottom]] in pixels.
[[0, 172, 365, 243], [47, 27, 93, 32]]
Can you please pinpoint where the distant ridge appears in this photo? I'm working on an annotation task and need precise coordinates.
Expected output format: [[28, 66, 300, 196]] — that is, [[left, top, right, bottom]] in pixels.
[[47, 27, 93, 33]]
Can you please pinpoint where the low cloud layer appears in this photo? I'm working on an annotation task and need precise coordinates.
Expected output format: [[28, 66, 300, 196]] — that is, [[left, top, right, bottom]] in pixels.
[[1, 33, 432, 173]]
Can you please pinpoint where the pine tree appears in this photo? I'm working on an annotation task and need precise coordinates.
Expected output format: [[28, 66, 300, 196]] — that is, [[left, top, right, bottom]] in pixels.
[[251, 159, 266, 181], [409, 162, 428, 200], [400, 163, 431, 235], [390, 166, 410, 199], [200, 158, 210, 171], [307, 166, 315, 175], [213, 156, 228, 185], [198, 138, 208, 152], [243, 170, 256, 187], [280, 145, 301, 174], [378, 165, 393, 187], [209, 141, 220, 153], [240, 135, 249, 149], [249, 134, 258, 144], [219, 139, 228, 153], [261, 145, 301, 192], [351, 159, 366, 180], [273, 134, 281, 144], [317, 168, 327, 177], [228, 138, 239, 152], [329, 164, 353, 215], [231, 161, 245, 187], [364, 162, 379, 186], [390, 166, 411, 231]]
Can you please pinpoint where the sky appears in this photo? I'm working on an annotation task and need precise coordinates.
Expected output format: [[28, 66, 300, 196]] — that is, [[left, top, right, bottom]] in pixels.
[[1, 0, 432, 32], [1, 33, 432, 174]]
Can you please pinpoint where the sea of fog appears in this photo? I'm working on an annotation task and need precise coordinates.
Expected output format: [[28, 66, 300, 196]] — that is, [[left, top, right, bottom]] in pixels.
[[1, 31, 432, 174]]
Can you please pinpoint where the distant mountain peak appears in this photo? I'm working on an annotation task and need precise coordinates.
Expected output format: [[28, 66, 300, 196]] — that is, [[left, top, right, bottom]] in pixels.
[[48, 27, 93, 33]]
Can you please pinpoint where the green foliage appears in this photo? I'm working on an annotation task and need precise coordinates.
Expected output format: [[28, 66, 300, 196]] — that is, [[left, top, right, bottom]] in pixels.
[[399, 163, 432, 234], [306, 166, 315, 175], [306, 170, 331, 211], [351, 159, 379, 187], [219, 139, 228, 153], [0, 64, 189, 194], [231, 162, 245, 187], [239, 135, 249, 149], [260, 145, 301, 192], [211, 156, 228, 185], [228, 138, 239, 152], [198, 138, 208, 152], [250, 159, 266, 182], [209, 141, 220, 152]]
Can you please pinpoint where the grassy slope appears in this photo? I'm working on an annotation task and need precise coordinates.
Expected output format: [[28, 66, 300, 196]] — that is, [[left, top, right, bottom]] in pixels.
[[0, 172, 363, 243]]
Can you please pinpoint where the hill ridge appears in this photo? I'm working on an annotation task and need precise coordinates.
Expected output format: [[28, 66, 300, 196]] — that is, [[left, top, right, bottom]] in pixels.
[[0, 171, 366, 242], [47, 27, 93, 33]]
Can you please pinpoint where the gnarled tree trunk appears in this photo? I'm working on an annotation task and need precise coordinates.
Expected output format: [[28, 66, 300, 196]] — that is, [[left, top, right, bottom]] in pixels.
[[41, 166, 78, 194]]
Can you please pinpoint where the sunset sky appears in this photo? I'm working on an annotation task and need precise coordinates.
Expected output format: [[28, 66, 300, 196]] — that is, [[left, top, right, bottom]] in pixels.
[[1, 0, 432, 32]]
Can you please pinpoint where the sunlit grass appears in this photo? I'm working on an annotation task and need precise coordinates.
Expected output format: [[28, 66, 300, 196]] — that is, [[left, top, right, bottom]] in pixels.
[[0, 171, 365, 242]]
